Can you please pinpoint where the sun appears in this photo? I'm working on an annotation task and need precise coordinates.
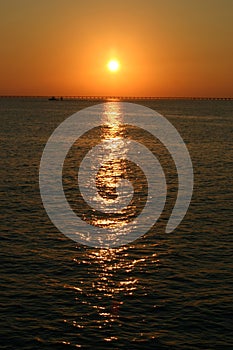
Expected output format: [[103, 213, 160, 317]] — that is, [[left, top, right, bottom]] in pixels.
[[107, 59, 120, 73]]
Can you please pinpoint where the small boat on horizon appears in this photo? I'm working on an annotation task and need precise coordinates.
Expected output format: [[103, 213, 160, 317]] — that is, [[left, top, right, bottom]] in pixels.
[[48, 96, 63, 101]]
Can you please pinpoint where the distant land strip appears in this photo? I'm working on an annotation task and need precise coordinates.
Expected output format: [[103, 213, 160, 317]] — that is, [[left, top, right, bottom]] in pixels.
[[0, 95, 232, 100]]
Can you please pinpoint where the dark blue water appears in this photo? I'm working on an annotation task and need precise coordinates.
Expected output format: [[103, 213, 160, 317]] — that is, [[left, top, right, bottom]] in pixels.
[[0, 98, 232, 349]]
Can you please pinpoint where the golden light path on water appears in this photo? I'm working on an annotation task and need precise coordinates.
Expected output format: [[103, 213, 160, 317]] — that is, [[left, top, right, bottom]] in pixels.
[[61, 102, 163, 347], [87, 102, 136, 233], [63, 105, 160, 342], [63, 244, 160, 344]]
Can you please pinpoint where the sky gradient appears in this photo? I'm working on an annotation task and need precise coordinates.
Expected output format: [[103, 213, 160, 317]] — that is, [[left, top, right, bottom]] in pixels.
[[0, 0, 232, 97]]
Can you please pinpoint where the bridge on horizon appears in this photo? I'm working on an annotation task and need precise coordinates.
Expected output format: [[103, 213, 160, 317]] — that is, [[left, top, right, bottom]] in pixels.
[[0, 95, 232, 101]]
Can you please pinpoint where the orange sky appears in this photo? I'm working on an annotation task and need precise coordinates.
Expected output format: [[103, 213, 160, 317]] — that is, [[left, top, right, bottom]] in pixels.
[[0, 0, 232, 97]]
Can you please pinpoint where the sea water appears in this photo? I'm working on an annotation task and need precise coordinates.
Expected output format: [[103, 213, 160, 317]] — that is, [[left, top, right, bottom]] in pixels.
[[0, 97, 232, 349]]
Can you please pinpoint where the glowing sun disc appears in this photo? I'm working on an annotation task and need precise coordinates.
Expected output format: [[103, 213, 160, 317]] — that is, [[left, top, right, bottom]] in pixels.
[[107, 59, 120, 72]]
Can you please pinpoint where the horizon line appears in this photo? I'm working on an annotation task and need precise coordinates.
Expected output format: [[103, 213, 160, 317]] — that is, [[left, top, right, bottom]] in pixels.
[[0, 95, 232, 100]]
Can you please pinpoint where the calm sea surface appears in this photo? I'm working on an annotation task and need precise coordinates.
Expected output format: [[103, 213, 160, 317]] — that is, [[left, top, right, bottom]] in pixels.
[[0, 98, 233, 349]]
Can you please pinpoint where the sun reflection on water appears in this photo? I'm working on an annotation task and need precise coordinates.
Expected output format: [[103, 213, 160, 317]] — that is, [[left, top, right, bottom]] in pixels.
[[61, 102, 162, 345], [85, 102, 137, 234], [63, 243, 160, 344], [102, 102, 122, 130]]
